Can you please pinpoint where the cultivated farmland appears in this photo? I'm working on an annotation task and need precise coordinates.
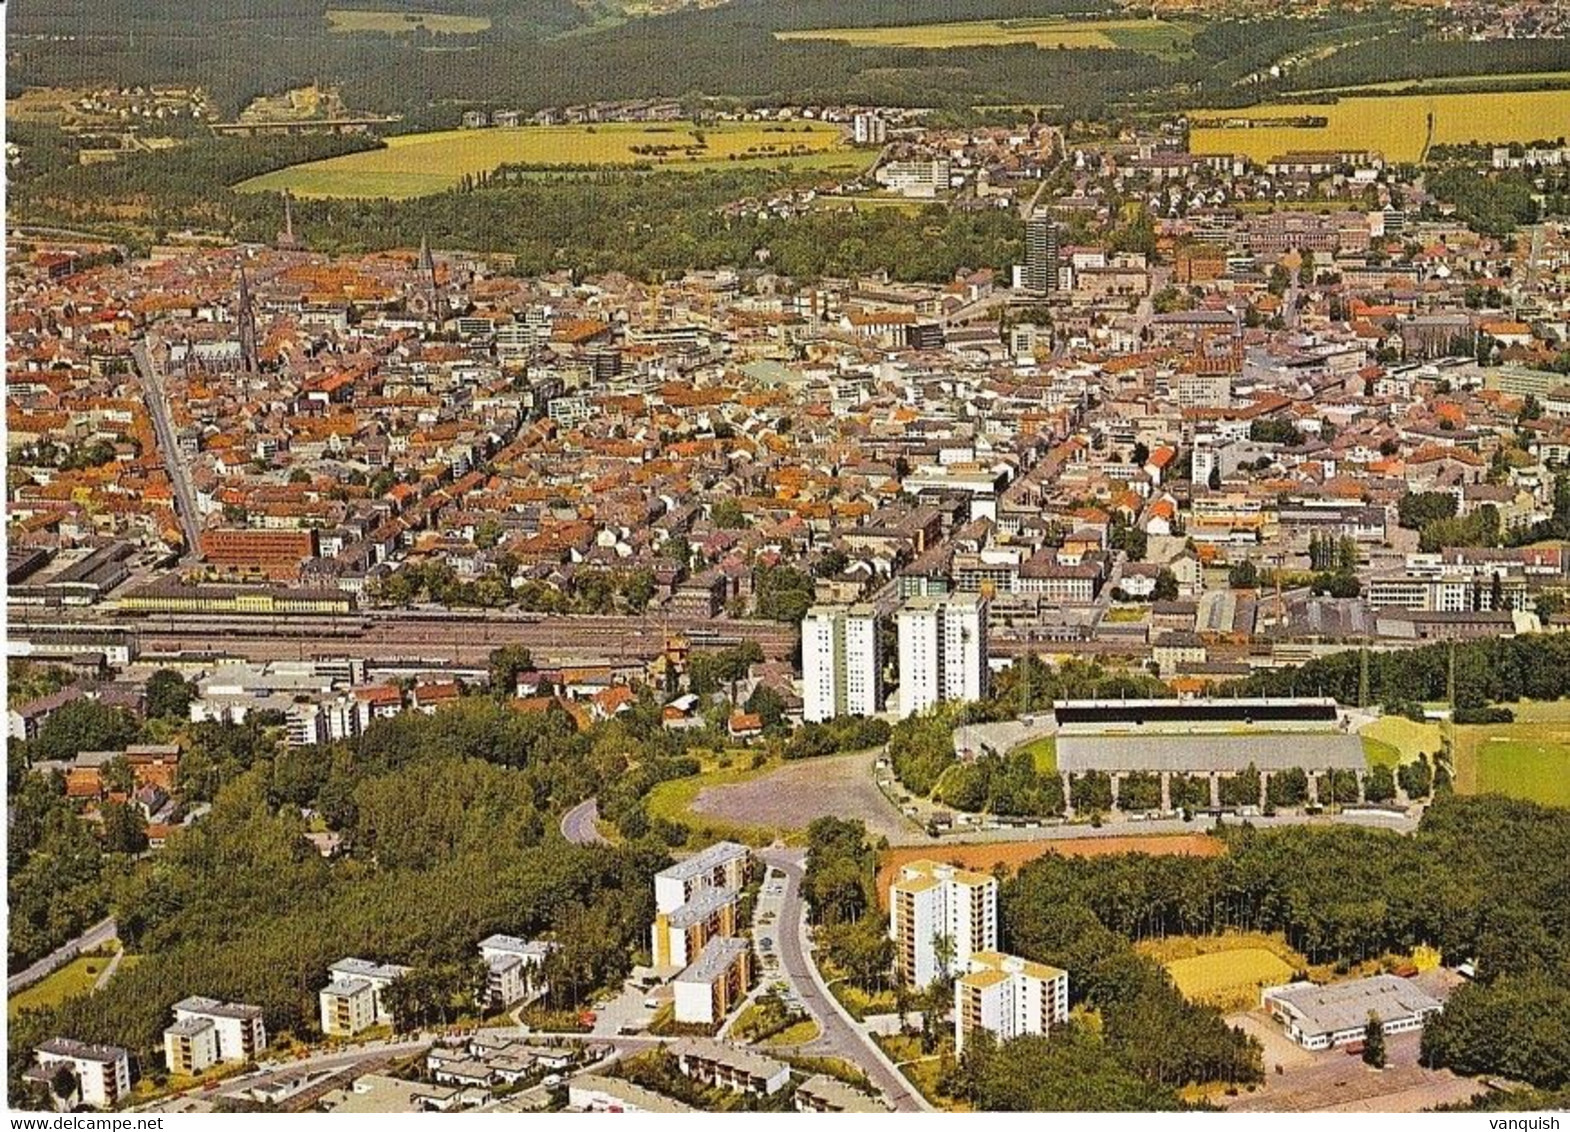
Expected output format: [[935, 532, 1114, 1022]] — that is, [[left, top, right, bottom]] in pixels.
[[326, 9, 491, 34], [1188, 89, 1570, 164], [237, 121, 863, 200], [1165, 948, 1296, 1009], [876, 833, 1225, 903], [777, 18, 1196, 59]]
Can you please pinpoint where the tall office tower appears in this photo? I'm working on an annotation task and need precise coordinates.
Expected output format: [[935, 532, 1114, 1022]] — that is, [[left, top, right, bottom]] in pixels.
[[801, 604, 882, 722], [896, 593, 989, 718], [1024, 211, 1060, 293], [889, 860, 999, 988]]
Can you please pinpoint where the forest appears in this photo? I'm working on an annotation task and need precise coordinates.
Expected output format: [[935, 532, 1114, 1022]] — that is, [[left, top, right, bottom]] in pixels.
[[8, 140, 1026, 284], [1002, 796, 1570, 1092], [1228, 631, 1570, 712], [10, 0, 1566, 127], [6, 694, 681, 1103]]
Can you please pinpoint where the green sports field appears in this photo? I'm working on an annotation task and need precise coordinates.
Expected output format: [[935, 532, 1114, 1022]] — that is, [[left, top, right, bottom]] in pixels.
[[237, 121, 865, 199], [1471, 736, 1570, 808]]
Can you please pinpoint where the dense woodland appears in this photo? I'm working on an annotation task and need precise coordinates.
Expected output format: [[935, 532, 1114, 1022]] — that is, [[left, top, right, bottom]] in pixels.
[[10, 0, 1566, 125], [1230, 631, 1570, 712], [6, 694, 678, 1102], [1003, 796, 1570, 1091]]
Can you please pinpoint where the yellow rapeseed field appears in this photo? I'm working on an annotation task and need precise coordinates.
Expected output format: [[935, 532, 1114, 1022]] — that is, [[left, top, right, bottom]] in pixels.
[[237, 121, 862, 199], [1165, 948, 1296, 1008], [1188, 90, 1570, 163]]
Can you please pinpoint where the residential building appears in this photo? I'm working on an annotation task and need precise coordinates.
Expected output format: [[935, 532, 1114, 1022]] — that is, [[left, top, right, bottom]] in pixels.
[[954, 951, 1070, 1055], [568, 1073, 695, 1114], [794, 1074, 889, 1113], [889, 859, 999, 987], [1262, 976, 1444, 1050], [896, 593, 989, 717], [652, 885, 741, 969], [670, 1038, 791, 1096], [673, 936, 752, 1025], [1025, 212, 1060, 293], [477, 935, 556, 1010], [319, 957, 410, 1036], [163, 997, 265, 1074], [28, 1040, 131, 1109], [651, 841, 750, 968], [852, 112, 887, 146], [653, 840, 750, 913], [801, 603, 882, 722]]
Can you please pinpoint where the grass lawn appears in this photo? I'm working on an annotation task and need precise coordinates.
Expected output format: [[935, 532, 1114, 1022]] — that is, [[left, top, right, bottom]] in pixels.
[[1360, 735, 1404, 770], [778, 17, 1195, 59], [763, 1018, 821, 1046], [1018, 735, 1057, 774], [1505, 699, 1570, 723], [1451, 720, 1570, 806], [8, 952, 113, 1018], [1103, 605, 1149, 623], [326, 9, 491, 33], [1137, 932, 1306, 1011], [827, 977, 896, 1021], [237, 121, 865, 199], [1359, 716, 1442, 765], [1466, 734, 1570, 808], [872, 1033, 967, 1110]]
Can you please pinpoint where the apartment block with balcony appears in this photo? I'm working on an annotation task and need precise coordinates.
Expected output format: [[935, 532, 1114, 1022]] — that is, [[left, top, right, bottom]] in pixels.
[[801, 604, 882, 722], [955, 951, 1069, 1055], [163, 996, 266, 1074], [28, 1040, 131, 1109], [673, 936, 753, 1025], [319, 957, 410, 1036], [889, 859, 998, 988]]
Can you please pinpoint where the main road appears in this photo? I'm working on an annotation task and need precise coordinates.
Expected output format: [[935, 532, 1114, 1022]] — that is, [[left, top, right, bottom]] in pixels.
[[758, 848, 931, 1113], [132, 339, 202, 559]]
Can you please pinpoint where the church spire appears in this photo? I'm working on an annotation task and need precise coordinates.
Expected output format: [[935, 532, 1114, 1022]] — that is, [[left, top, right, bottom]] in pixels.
[[237, 262, 259, 374]]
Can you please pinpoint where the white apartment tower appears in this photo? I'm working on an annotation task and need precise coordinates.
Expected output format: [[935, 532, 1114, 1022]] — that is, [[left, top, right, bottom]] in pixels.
[[889, 860, 999, 988], [954, 951, 1070, 1055], [896, 593, 988, 718], [801, 604, 882, 722]]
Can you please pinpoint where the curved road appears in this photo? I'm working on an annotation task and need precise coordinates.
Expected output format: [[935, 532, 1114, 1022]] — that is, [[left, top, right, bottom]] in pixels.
[[759, 849, 931, 1113], [8, 918, 118, 995], [560, 798, 607, 845]]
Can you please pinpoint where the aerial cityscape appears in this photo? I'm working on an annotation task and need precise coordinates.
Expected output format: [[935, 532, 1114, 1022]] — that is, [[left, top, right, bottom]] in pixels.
[[4, 0, 1569, 1118]]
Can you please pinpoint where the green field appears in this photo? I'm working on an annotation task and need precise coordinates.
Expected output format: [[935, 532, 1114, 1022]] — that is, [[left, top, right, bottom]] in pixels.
[[8, 953, 113, 1019], [237, 121, 864, 199], [1189, 89, 1570, 164], [1359, 716, 1441, 767], [326, 8, 491, 33], [1459, 732, 1570, 808], [1295, 70, 1570, 96], [777, 18, 1195, 59], [1018, 735, 1057, 774]]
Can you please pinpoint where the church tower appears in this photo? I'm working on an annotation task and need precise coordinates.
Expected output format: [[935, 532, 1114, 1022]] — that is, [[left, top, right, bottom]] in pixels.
[[237, 263, 259, 374]]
